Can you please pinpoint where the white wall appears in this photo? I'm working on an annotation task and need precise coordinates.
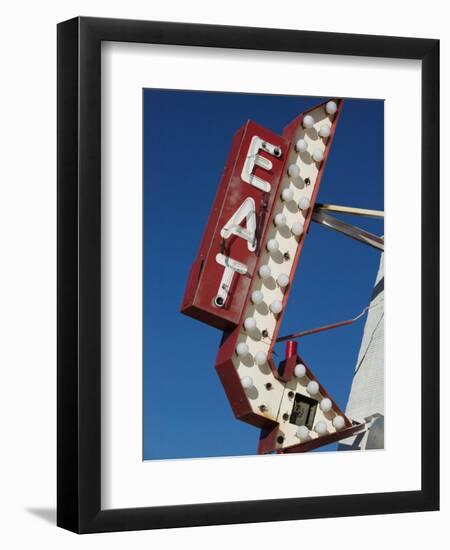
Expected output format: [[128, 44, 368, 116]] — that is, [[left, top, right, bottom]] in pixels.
[[0, 1, 447, 547]]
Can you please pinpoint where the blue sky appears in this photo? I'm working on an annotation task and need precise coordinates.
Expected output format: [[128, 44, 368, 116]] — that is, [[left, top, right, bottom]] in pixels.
[[143, 89, 384, 460]]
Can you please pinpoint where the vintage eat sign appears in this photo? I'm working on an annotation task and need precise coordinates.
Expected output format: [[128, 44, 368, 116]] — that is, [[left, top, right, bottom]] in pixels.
[[181, 99, 365, 453], [181, 120, 288, 330]]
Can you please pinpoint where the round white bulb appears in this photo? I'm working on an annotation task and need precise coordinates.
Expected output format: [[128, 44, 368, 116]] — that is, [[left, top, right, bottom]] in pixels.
[[326, 100, 338, 115], [296, 425, 310, 441], [270, 300, 283, 314], [287, 163, 300, 178], [274, 213, 287, 227], [277, 273, 289, 288], [251, 290, 264, 305], [319, 125, 331, 138], [266, 239, 279, 253], [294, 363, 306, 378], [291, 221, 304, 237], [312, 149, 324, 163], [241, 376, 253, 389], [258, 264, 271, 279], [236, 342, 249, 357], [281, 188, 294, 202], [320, 398, 332, 413], [295, 138, 308, 153], [307, 380, 319, 395], [314, 420, 328, 435], [244, 317, 256, 331], [333, 415, 345, 430], [255, 350, 267, 366], [303, 114, 315, 129], [298, 196, 311, 211]]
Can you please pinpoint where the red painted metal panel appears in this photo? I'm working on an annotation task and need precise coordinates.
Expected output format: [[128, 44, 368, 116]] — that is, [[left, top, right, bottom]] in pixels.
[[216, 356, 279, 430], [215, 326, 280, 429], [181, 121, 288, 331], [258, 425, 280, 454]]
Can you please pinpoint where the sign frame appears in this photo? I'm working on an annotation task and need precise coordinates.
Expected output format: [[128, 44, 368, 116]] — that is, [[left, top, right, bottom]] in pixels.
[[57, 16, 439, 533]]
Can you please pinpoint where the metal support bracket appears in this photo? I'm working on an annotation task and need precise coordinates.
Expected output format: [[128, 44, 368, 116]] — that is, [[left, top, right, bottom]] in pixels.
[[314, 202, 384, 219], [312, 210, 384, 251]]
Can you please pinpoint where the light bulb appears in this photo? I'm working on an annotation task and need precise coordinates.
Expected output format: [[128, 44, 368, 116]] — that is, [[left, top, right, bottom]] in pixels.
[[287, 164, 300, 178], [270, 300, 283, 314], [236, 342, 249, 356], [303, 114, 315, 129], [255, 350, 267, 366], [295, 138, 308, 153], [258, 264, 271, 279], [267, 239, 279, 253], [294, 363, 306, 378], [241, 376, 253, 389], [298, 196, 310, 211], [319, 125, 331, 138], [277, 273, 289, 288], [326, 100, 338, 115], [333, 415, 345, 430], [274, 213, 287, 227], [244, 317, 256, 331], [312, 149, 324, 163], [291, 221, 304, 237], [296, 425, 310, 441], [320, 398, 332, 412], [281, 188, 294, 202], [251, 290, 264, 305], [307, 380, 319, 395], [314, 420, 328, 435]]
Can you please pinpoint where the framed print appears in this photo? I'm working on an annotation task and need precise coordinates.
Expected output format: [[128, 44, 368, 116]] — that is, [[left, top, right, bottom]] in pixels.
[[57, 17, 439, 533]]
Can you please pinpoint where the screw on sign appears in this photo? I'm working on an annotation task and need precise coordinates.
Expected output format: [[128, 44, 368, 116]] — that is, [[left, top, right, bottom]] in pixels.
[[181, 99, 365, 453]]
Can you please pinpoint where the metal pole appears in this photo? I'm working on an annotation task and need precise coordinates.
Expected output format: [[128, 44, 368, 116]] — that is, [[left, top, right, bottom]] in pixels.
[[312, 211, 384, 251], [314, 202, 384, 219]]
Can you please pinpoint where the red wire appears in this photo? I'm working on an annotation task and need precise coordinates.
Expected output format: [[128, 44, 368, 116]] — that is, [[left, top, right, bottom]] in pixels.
[[276, 305, 371, 343]]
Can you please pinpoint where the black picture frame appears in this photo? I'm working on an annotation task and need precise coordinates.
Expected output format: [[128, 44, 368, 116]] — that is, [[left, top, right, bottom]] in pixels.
[[57, 16, 439, 533]]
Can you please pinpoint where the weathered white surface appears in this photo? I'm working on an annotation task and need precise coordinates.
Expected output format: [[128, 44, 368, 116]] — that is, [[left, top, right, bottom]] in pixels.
[[340, 253, 384, 450]]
